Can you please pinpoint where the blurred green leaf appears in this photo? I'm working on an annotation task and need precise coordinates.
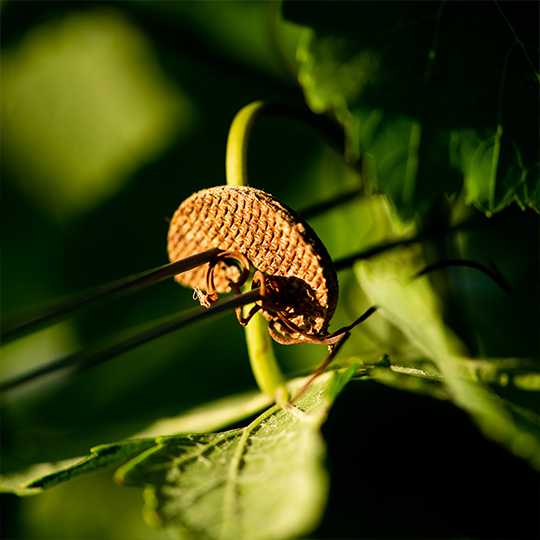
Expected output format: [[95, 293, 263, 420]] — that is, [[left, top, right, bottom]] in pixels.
[[0, 440, 154, 496], [116, 369, 355, 540], [284, 1, 539, 217], [0, 457, 82, 496], [19, 468, 170, 540], [355, 246, 540, 470], [0, 322, 77, 382], [1, 9, 192, 219], [451, 128, 539, 213], [136, 389, 272, 438], [134, 0, 301, 80]]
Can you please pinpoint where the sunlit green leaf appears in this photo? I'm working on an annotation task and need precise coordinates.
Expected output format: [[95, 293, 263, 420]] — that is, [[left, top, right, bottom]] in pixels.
[[0, 389, 271, 495], [116, 369, 355, 540], [0, 457, 82, 496], [0, 368, 354, 532], [0, 440, 154, 495]]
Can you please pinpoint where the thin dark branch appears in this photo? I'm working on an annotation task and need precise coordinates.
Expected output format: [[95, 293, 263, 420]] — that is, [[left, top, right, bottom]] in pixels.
[[1, 209, 501, 349], [334, 234, 421, 271], [0, 288, 261, 393], [1, 182, 366, 343], [1, 248, 222, 344], [300, 186, 364, 220], [334, 215, 487, 271], [0, 212, 487, 346], [0, 211, 512, 393], [414, 259, 512, 293], [336, 305, 379, 335]]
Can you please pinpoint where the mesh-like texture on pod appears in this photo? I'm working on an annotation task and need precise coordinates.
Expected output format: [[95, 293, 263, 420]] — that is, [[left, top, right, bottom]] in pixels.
[[167, 186, 338, 334]]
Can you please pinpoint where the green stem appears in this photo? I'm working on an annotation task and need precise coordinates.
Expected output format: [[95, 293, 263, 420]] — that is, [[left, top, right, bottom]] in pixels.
[[489, 124, 503, 213], [226, 100, 355, 183], [244, 310, 287, 403], [226, 101, 266, 187], [225, 101, 287, 403]]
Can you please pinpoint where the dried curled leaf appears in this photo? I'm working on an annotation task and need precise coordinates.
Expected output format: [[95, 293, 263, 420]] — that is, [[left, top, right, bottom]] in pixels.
[[167, 185, 338, 334]]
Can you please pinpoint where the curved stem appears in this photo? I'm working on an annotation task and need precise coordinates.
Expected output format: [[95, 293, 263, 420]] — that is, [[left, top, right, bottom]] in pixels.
[[226, 101, 287, 403], [226, 101, 355, 185], [226, 101, 266, 187], [414, 258, 511, 294]]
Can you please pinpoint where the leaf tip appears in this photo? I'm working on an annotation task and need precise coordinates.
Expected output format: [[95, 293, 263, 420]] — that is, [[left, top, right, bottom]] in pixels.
[[143, 487, 163, 528], [113, 468, 126, 486]]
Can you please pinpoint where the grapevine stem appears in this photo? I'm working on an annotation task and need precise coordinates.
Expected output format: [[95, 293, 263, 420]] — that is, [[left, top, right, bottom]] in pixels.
[[0, 289, 262, 393], [226, 101, 266, 187], [225, 101, 287, 403], [1, 248, 222, 344]]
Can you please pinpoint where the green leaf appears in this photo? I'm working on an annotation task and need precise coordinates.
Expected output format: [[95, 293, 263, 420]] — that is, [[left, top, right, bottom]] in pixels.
[[450, 128, 539, 214], [136, 389, 272, 438], [134, 1, 301, 80], [116, 369, 356, 540], [0, 389, 272, 495], [347, 354, 449, 400], [355, 246, 540, 470], [1, 10, 192, 220], [0, 369, 356, 540], [0, 458, 82, 496], [0, 440, 154, 495], [285, 1, 540, 216]]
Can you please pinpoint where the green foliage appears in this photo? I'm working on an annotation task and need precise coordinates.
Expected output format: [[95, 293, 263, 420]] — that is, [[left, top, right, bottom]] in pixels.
[[1, 2, 538, 539], [0, 440, 154, 496], [284, 1, 540, 217], [1, 371, 354, 540], [1, 9, 190, 220], [354, 244, 540, 470], [0, 388, 272, 496], [117, 371, 352, 540]]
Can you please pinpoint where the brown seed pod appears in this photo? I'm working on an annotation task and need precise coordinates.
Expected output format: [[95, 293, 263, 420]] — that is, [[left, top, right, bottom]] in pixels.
[[167, 185, 338, 341]]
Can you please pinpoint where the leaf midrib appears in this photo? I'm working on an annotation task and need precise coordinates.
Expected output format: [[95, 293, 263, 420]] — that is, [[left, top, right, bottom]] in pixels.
[[221, 403, 281, 539]]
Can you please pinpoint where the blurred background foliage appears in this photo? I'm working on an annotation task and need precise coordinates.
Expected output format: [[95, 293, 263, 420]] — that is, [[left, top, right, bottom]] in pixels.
[[0, 1, 538, 539]]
